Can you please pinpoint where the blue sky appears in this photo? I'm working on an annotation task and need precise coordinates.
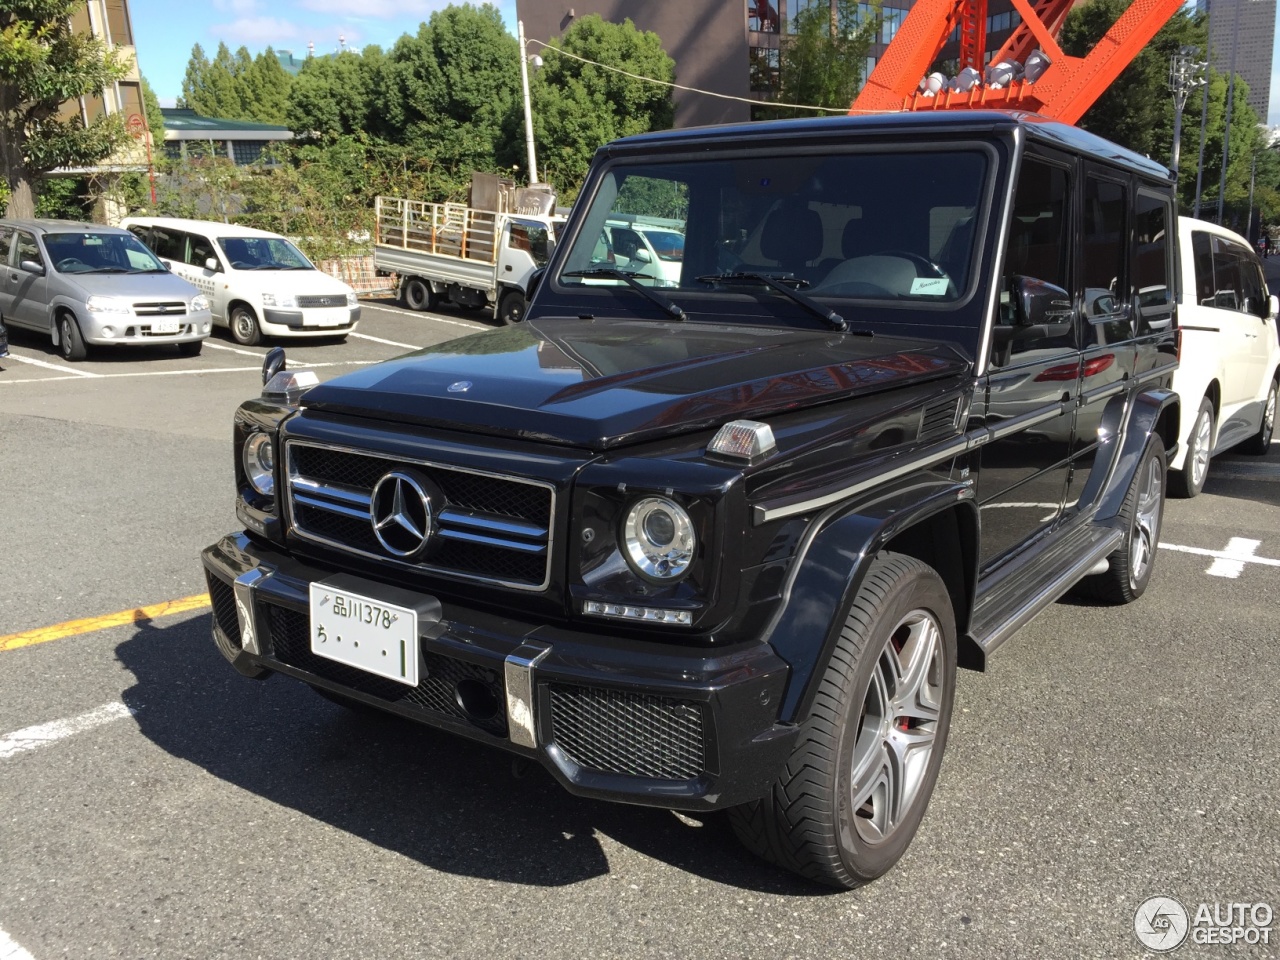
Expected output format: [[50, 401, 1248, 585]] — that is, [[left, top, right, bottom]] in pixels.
[[133, 0, 1280, 125]]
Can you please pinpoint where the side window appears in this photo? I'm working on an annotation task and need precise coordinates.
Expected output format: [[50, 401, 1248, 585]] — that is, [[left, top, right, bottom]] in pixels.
[[507, 222, 550, 265], [15, 232, 41, 266], [1132, 192, 1173, 334], [997, 156, 1073, 361], [1080, 175, 1129, 345], [187, 234, 215, 268], [1210, 237, 1243, 311], [0, 226, 14, 264], [1235, 243, 1267, 317], [1191, 230, 1215, 305], [149, 228, 183, 261]]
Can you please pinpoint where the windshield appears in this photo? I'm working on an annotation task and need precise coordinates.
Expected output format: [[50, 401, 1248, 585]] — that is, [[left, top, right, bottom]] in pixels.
[[559, 149, 990, 304], [216, 236, 314, 270], [45, 232, 166, 274]]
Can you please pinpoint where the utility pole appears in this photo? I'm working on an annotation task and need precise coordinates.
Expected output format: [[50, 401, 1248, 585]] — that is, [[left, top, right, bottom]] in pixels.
[[517, 20, 538, 186], [1168, 47, 1206, 178]]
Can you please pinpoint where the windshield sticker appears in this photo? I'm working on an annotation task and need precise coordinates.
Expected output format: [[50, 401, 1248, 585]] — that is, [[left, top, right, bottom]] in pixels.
[[910, 277, 950, 296]]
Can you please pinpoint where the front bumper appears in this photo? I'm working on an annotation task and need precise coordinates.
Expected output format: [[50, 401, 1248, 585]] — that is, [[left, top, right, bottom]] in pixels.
[[261, 306, 360, 335], [80, 308, 212, 346], [201, 533, 796, 810]]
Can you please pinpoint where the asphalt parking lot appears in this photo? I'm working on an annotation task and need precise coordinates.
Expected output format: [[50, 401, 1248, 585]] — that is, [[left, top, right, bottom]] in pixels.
[[1, 298, 1277, 959]]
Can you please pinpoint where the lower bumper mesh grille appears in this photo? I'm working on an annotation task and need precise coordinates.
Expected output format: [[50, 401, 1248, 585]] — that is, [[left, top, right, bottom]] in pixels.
[[207, 574, 241, 647], [547, 683, 706, 781], [264, 602, 507, 736]]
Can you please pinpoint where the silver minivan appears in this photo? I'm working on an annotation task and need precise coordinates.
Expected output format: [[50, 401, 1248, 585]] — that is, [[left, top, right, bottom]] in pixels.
[[0, 219, 213, 361]]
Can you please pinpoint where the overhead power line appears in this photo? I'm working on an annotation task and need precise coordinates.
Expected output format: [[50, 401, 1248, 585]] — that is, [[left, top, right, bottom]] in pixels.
[[525, 37, 858, 115]]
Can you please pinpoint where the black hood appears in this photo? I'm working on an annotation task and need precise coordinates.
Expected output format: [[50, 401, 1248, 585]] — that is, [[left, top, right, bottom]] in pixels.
[[301, 317, 971, 449]]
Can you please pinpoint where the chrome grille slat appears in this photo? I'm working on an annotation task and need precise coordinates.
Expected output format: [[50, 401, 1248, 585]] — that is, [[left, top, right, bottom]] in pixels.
[[286, 440, 554, 590]]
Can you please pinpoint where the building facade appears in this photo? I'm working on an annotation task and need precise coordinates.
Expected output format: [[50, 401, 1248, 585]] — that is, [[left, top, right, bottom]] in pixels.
[[1204, 0, 1277, 120], [517, 0, 1024, 128], [59, 0, 149, 171]]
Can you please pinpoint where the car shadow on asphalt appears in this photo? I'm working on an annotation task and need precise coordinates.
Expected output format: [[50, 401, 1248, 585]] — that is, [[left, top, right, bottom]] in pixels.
[[116, 613, 828, 896]]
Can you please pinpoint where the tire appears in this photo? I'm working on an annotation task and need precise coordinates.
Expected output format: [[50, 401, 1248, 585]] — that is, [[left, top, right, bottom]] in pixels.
[[729, 553, 957, 889], [1240, 378, 1277, 455], [498, 290, 526, 325], [401, 277, 435, 312], [1075, 435, 1166, 604], [230, 305, 262, 346], [57, 312, 87, 362], [1170, 397, 1213, 498], [177, 340, 203, 358]]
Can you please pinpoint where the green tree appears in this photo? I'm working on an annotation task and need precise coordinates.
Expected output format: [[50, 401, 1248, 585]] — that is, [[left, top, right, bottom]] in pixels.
[[772, 0, 880, 117], [517, 14, 675, 196], [242, 48, 292, 124], [0, 0, 132, 216], [140, 76, 164, 147], [287, 48, 382, 137], [181, 41, 244, 119], [378, 4, 520, 172]]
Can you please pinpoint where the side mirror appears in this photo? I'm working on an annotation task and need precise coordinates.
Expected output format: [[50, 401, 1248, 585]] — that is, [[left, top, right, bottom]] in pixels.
[[19, 259, 45, 276], [527, 266, 545, 300], [1270, 295, 1278, 320], [262, 346, 286, 386], [993, 276, 1073, 344], [205, 257, 220, 273], [631, 247, 653, 264]]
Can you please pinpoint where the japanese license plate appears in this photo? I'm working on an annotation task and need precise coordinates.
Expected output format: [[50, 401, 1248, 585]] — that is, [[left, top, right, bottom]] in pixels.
[[309, 583, 418, 685], [151, 320, 180, 334]]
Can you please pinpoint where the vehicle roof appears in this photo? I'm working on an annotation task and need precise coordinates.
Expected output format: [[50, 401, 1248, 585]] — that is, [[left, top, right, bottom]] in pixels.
[[121, 216, 287, 240], [1179, 215, 1254, 249], [0, 218, 131, 235], [603, 110, 1172, 182]]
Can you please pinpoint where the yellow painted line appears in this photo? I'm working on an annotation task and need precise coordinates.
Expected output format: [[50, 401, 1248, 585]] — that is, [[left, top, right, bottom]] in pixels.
[[0, 593, 211, 652]]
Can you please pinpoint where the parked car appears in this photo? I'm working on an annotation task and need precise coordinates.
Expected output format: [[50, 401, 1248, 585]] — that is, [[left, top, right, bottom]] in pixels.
[[202, 112, 1179, 890], [0, 219, 210, 361], [0, 316, 8, 358], [122, 217, 359, 346], [1168, 217, 1280, 497], [603, 219, 685, 285]]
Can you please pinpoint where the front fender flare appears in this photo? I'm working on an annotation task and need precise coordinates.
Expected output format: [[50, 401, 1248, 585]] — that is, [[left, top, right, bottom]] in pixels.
[[759, 476, 978, 725]]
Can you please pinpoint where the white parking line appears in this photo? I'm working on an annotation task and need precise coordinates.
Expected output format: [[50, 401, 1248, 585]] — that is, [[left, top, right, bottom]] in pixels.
[[3, 352, 101, 377], [201, 340, 265, 358], [350, 331, 423, 350], [0, 359, 378, 384], [0, 702, 135, 760], [1160, 540, 1280, 576], [0, 924, 36, 960], [363, 301, 487, 330]]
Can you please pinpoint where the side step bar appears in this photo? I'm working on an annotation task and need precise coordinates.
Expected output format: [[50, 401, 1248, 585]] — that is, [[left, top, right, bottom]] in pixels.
[[967, 523, 1124, 662]]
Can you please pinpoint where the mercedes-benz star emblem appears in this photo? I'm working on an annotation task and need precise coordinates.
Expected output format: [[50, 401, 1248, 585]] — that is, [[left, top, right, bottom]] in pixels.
[[370, 471, 433, 557]]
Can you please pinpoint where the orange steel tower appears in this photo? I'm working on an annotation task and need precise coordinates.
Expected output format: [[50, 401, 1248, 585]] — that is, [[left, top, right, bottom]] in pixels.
[[851, 0, 1185, 123]]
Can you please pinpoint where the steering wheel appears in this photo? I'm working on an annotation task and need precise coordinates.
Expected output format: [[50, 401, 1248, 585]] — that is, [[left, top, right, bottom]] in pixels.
[[56, 257, 86, 271], [879, 250, 950, 280]]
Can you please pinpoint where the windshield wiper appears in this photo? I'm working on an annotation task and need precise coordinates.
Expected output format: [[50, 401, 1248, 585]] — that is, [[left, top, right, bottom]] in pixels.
[[562, 268, 685, 320], [697, 272, 868, 335], [83, 266, 130, 274]]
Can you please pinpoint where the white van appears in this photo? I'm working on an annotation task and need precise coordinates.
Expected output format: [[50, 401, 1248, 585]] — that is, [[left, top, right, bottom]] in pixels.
[[1170, 217, 1280, 496], [121, 217, 359, 345]]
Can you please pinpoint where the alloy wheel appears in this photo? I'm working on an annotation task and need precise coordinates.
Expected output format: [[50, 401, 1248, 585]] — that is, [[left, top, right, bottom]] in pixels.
[[1129, 456, 1163, 584]]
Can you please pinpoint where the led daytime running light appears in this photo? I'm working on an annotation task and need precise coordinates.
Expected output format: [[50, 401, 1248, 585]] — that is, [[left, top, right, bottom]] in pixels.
[[583, 601, 692, 625]]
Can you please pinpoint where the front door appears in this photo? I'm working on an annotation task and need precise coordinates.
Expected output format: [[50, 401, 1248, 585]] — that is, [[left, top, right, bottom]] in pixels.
[[9, 231, 50, 332], [976, 153, 1077, 568]]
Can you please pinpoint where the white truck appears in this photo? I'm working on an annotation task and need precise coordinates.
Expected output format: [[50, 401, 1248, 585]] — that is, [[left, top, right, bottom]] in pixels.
[[374, 188, 562, 325]]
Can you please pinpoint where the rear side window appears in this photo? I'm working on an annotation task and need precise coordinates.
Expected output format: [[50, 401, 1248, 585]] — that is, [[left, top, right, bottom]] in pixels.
[[0, 226, 14, 263], [148, 227, 186, 261], [1081, 175, 1129, 345], [1132, 193, 1173, 334]]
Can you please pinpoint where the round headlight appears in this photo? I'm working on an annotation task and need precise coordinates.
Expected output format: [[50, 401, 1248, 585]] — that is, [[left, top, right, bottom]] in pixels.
[[622, 497, 696, 581], [243, 433, 275, 496]]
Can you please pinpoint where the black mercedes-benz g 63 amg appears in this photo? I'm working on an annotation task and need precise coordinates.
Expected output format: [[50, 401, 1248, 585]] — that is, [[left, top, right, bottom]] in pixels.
[[203, 111, 1179, 888]]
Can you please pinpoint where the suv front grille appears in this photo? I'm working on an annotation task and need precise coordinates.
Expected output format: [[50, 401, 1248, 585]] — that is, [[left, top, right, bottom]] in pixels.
[[297, 294, 348, 308], [286, 441, 554, 589], [547, 683, 706, 781]]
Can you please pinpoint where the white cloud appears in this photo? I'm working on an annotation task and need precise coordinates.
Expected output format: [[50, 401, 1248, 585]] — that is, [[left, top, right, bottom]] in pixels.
[[209, 16, 302, 44], [297, 0, 449, 19], [212, 0, 259, 14]]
